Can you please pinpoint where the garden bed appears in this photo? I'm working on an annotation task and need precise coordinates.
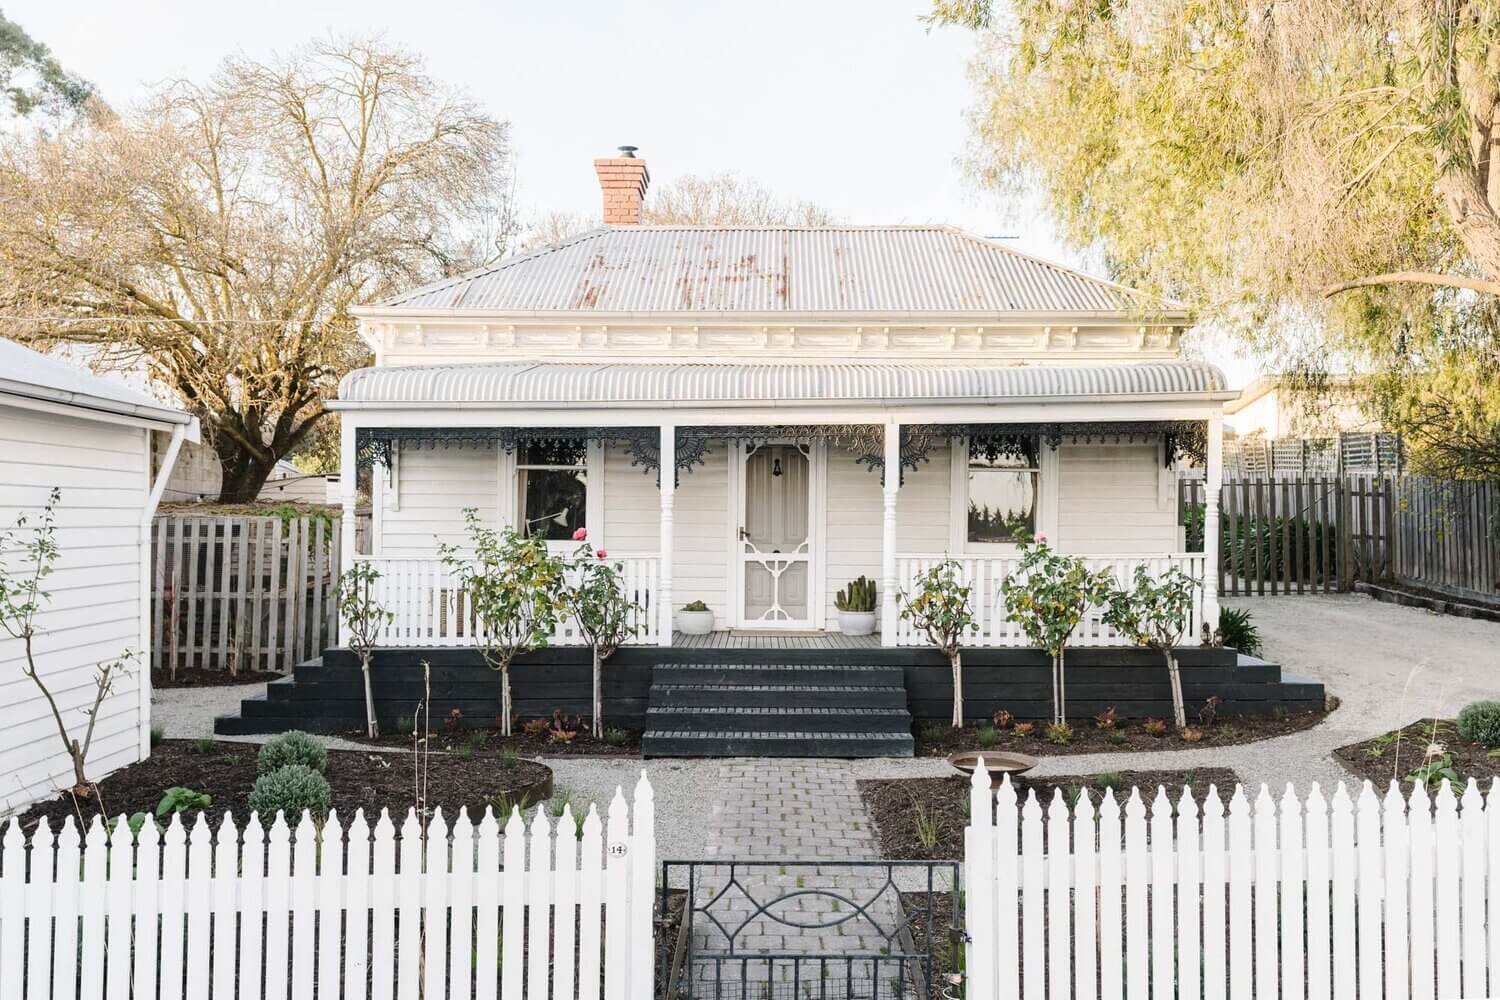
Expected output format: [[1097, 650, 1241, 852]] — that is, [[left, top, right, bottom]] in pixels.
[[912, 708, 1325, 757], [152, 667, 282, 688], [859, 768, 1243, 860], [1333, 718, 1500, 789], [345, 724, 642, 758], [15, 739, 555, 832]]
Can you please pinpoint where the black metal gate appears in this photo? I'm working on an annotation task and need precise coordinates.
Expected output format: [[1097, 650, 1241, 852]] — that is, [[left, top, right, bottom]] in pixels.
[[659, 860, 961, 1000]]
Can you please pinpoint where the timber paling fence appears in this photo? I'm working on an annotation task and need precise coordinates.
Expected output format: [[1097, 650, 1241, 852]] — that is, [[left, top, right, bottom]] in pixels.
[[151, 513, 344, 675], [0, 777, 657, 1000], [963, 765, 1500, 1000], [1181, 475, 1500, 600]]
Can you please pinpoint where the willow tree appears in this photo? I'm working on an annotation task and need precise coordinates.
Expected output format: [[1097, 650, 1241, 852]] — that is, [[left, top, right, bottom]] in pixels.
[[0, 38, 511, 499], [931, 0, 1500, 474]]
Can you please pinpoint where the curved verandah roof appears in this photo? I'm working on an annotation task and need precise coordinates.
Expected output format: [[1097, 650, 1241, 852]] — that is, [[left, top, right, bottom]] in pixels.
[[336, 360, 1230, 407]]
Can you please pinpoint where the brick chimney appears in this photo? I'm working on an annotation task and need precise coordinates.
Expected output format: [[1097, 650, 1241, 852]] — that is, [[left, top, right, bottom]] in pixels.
[[594, 145, 650, 225]]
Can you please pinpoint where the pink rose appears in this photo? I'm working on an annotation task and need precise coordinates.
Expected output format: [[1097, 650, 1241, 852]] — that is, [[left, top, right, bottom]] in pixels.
[[572, 527, 588, 541], [596, 548, 608, 559], [1036, 533, 1048, 543]]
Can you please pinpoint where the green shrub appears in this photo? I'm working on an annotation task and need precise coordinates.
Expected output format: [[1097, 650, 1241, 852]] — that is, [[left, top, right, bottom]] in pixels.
[[1215, 607, 1262, 657], [682, 600, 710, 612], [149, 724, 165, 748], [1456, 701, 1500, 747], [604, 727, 628, 747], [256, 731, 328, 776], [975, 725, 1000, 748], [249, 765, 332, 821], [156, 786, 212, 817]]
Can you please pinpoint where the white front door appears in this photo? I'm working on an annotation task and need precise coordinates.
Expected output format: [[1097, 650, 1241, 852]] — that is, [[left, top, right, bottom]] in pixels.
[[737, 442, 814, 628]]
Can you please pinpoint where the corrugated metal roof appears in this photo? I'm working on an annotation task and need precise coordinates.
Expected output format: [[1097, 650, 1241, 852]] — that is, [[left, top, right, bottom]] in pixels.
[[0, 337, 190, 424], [373, 226, 1180, 315], [338, 360, 1226, 405]]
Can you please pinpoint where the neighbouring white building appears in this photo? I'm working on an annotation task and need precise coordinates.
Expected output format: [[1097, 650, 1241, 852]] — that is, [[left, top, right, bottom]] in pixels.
[[0, 338, 196, 814], [332, 149, 1234, 649]]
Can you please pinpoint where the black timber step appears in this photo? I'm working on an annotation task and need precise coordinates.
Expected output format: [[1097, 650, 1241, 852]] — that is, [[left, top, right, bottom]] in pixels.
[[640, 730, 915, 758], [645, 704, 912, 733], [647, 683, 908, 709], [640, 660, 914, 757], [653, 663, 907, 685]]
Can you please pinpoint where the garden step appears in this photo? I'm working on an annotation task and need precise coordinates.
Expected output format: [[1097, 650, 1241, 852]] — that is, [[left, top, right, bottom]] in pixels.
[[647, 683, 908, 709], [645, 704, 912, 733], [640, 729, 914, 758], [652, 662, 905, 686]]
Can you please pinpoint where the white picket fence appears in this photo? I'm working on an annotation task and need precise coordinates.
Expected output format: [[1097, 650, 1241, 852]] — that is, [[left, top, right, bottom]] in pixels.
[[964, 763, 1500, 1000], [0, 776, 656, 1000]]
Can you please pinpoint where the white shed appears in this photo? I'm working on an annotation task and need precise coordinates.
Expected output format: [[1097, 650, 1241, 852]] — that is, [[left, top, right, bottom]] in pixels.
[[0, 338, 196, 815]]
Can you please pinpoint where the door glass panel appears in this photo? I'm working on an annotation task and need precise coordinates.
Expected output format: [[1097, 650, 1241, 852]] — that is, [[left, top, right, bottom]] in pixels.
[[741, 444, 812, 624], [743, 560, 809, 622]]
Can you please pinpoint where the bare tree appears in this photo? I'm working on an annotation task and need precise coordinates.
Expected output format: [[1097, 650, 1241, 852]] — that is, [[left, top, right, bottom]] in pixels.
[[0, 37, 513, 500]]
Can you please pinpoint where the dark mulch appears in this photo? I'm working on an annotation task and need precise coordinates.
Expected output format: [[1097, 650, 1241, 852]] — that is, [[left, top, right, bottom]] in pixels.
[[859, 767, 1243, 861], [15, 739, 554, 833], [1334, 718, 1500, 789], [151, 667, 283, 688], [347, 724, 641, 758], [900, 891, 960, 1000], [913, 709, 1325, 757]]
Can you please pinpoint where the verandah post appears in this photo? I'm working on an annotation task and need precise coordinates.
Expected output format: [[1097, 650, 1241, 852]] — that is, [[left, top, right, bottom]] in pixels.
[[1203, 413, 1223, 632], [339, 414, 358, 647], [880, 421, 900, 647], [658, 424, 675, 646]]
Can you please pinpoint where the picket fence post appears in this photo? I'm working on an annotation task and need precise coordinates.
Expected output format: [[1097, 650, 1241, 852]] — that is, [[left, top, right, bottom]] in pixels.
[[960, 776, 1500, 1000], [0, 774, 658, 1000]]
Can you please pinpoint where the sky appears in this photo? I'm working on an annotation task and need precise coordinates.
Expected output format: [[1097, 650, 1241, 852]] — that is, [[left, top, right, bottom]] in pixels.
[[11, 0, 1254, 383]]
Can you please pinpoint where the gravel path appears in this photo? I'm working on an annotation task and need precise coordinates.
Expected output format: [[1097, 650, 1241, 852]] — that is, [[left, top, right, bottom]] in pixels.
[[153, 593, 1499, 851]]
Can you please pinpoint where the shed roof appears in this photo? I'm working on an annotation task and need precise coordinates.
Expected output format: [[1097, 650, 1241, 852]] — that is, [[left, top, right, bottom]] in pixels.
[[369, 226, 1185, 316], [337, 360, 1228, 407], [0, 338, 191, 425]]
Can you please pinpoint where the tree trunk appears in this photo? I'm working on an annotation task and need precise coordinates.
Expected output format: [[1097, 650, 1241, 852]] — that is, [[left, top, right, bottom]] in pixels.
[[1437, 168, 1500, 282], [1052, 648, 1068, 726], [592, 646, 603, 738], [500, 666, 513, 736], [1165, 649, 1187, 730], [950, 648, 964, 728], [361, 652, 380, 738], [215, 437, 281, 503]]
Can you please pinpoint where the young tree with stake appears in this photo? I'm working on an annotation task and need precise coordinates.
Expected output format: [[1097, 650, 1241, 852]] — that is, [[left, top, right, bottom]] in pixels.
[[899, 560, 976, 728], [1000, 536, 1113, 726], [338, 560, 393, 738], [562, 529, 640, 737], [1101, 564, 1201, 729], [438, 509, 564, 736]]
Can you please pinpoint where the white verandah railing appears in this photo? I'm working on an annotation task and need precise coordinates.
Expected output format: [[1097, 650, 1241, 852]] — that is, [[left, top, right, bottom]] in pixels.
[[894, 552, 1207, 647], [963, 764, 1500, 1000], [353, 554, 662, 647], [0, 776, 657, 1000]]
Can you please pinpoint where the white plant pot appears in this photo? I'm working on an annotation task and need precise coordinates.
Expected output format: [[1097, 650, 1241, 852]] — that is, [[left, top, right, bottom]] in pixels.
[[838, 610, 877, 636], [676, 609, 715, 635]]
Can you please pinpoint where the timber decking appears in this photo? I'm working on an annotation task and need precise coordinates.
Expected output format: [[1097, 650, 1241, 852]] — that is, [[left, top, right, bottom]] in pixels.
[[672, 630, 881, 649]]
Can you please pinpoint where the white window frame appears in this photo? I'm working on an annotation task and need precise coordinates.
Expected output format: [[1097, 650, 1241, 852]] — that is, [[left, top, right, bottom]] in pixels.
[[949, 435, 1059, 553], [502, 439, 603, 550]]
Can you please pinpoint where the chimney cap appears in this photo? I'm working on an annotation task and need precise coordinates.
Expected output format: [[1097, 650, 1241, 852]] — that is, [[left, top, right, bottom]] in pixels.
[[616, 145, 639, 158]]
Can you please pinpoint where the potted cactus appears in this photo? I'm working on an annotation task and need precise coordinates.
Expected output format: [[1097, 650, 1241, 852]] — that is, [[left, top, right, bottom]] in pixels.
[[835, 575, 878, 636], [676, 599, 715, 635]]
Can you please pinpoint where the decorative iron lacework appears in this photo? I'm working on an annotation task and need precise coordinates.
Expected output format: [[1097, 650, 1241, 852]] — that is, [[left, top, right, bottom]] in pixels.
[[355, 419, 1207, 475]]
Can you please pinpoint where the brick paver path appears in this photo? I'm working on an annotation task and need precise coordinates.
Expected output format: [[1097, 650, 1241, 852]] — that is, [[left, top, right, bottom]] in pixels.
[[690, 761, 910, 1000]]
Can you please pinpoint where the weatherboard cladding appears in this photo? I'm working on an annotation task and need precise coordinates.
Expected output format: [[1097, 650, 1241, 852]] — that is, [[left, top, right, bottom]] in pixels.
[[338, 361, 1226, 404], [377, 226, 1168, 314]]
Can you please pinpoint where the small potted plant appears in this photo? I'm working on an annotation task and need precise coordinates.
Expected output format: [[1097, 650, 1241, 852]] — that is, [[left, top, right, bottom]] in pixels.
[[676, 600, 715, 635], [835, 575, 877, 636]]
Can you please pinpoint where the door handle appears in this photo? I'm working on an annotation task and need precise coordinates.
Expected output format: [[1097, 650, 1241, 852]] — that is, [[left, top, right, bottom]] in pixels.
[[738, 527, 749, 541]]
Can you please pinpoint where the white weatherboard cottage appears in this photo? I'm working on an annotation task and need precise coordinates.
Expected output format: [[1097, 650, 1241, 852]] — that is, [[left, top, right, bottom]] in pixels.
[[0, 338, 195, 814], [332, 151, 1232, 649]]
